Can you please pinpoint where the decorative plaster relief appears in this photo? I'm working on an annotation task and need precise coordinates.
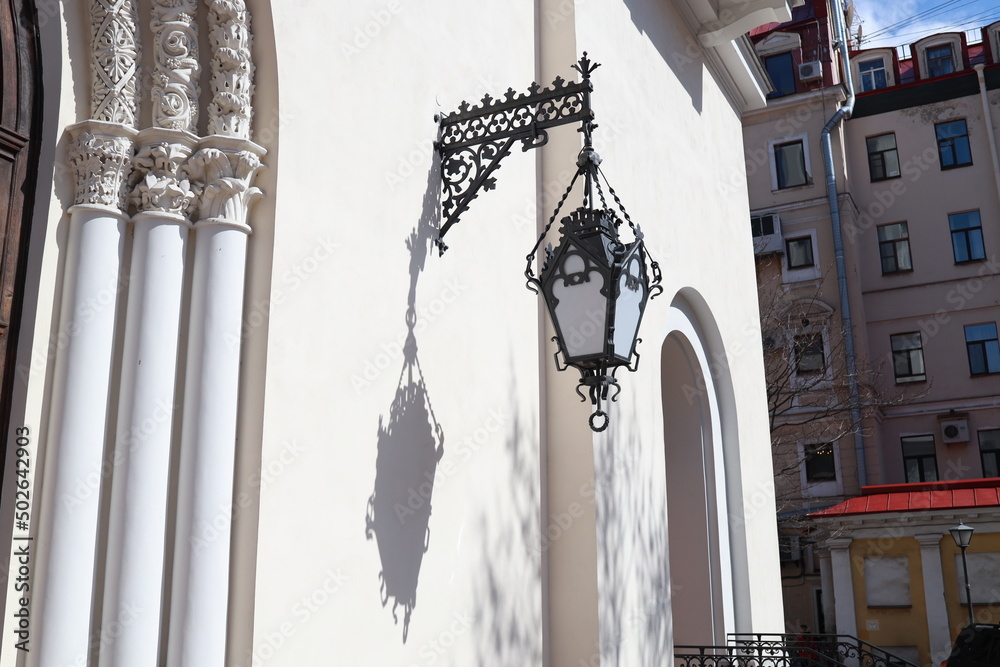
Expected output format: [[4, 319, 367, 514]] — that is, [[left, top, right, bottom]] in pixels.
[[151, 0, 201, 131], [130, 134, 198, 217], [91, 0, 142, 127], [186, 138, 265, 227], [69, 125, 136, 209], [206, 0, 255, 139]]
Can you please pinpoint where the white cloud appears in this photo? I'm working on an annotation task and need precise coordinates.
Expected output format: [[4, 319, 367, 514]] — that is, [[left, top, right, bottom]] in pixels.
[[851, 0, 997, 50]]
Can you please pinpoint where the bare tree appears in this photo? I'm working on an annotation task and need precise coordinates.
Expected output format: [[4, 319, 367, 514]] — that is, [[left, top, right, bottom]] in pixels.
[[754, 253, 926, 543]]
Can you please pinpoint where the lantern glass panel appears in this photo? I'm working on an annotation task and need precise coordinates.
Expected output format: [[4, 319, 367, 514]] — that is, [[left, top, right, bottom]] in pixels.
[[551, 246, 608, 359], [613, 252, 644, 359]]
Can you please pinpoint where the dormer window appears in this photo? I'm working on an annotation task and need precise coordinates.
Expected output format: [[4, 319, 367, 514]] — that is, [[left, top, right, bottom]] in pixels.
[[926, 44, 955, 77], [850, 50, 897, 92], [859, 58, 887, 91]]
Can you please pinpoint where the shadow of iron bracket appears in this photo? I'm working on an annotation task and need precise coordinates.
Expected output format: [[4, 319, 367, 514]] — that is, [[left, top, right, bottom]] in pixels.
[[434, 53, 600, 255]]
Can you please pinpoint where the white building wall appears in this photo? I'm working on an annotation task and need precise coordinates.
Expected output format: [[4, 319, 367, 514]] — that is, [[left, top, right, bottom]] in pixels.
[[0, 0, 785, 665], [249, 3, 542, 665], [573, 0, 784, 661]]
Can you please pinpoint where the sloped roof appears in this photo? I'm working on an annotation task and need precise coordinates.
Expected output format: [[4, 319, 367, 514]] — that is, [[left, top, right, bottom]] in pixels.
[[749, 3, 816, 37], [809, 478, 1000, 517]]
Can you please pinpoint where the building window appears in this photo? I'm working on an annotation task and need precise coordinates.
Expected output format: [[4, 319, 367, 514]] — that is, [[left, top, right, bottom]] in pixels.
[[877, 222, 912, 273], [936, 120, 972, 168], [859, 58, 888, 91], [786, 236, 814, 269], [949, 211, 985, 263], [794, 333, 825, 374], [866, 133, 900, 181], [765, 52, 796, 97], [926, 44, 955, 77], [891, 332, 926, 383], [774, 140, 808, 189], [751, 214, 776, 237], [980, 429, 1000, 478], [965, 323, 1000, 376], [805, 443, 836, 482], [902, 435, 938, 482]]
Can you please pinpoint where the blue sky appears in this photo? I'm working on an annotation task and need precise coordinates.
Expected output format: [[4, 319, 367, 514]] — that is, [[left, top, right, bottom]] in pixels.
[[852, 0, 1000, 49]]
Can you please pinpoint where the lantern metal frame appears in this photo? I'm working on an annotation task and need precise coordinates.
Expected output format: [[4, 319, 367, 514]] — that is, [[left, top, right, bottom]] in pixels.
[[435, 54, 662, 432], [435, 54, 600, 255], [524, 134, 662, 431]]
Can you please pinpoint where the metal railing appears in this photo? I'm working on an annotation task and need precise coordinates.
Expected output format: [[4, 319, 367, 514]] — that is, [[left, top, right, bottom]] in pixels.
[[727, 634, 919, 667], [675, 644, 845, 667]]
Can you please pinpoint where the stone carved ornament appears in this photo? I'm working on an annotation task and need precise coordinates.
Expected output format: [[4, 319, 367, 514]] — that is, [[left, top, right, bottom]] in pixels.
[[206, 0, 255, 139], [69, 131, 135, 209], [130, 141, 196, 216], [90, 0, 141, 127], [150, 0, 201, 132], [186, 145, 263, 224]]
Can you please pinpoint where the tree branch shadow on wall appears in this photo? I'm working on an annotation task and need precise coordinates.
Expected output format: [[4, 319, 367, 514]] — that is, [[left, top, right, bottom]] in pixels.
[[364, 164, 444, 643], [594, 398, 673, 666], [470, 377, 543, 666]]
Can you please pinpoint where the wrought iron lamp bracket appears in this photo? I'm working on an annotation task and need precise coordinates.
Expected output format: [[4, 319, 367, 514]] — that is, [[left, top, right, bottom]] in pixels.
[[434, 53, 601, 255]]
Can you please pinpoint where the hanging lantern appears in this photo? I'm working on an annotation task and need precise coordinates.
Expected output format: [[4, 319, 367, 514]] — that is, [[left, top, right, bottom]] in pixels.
[[432, 53, 662, 433], [526, 143, 662, 432]]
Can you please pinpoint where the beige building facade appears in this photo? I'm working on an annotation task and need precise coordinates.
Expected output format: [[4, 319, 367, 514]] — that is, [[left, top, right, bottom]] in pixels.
[[743, 2, 1000, 664]]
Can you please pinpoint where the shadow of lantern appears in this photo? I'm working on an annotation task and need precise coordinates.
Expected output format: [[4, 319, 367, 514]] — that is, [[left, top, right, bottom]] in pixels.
[[365, 163, 444, 642], [365, 327, 444, 641]]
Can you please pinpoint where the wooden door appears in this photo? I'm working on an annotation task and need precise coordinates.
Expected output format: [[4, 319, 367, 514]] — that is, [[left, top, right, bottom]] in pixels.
[[0, 0, 42, 440]]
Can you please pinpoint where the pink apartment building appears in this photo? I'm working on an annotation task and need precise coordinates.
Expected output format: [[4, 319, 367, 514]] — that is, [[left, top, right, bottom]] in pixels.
[[744, 2, 1000, 664]]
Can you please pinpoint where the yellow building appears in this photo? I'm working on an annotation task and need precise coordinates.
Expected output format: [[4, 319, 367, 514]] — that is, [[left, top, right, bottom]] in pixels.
[[811, 479, 1000, 667]]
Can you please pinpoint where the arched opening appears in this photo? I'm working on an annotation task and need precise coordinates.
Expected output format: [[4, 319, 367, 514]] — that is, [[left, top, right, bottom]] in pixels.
[[661, 300, 735, 646]]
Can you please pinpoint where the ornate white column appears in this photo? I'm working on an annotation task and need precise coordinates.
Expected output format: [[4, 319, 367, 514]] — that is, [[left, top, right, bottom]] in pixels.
[[168, 3, 263, 664], [916, 534, 952, 665], [827, 537, 858, 637], [169, 137, 264, 667], [102, 137, 197, 667], [39, 2, 140, 664], [100, 2, 199, 664]]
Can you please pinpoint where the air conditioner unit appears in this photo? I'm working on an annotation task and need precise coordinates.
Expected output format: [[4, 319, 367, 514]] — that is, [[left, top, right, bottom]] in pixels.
[[751, 213, 783, 255], [941, 418, 970, 444], [779, 535, 801, 562], [798, 61, 823, 81]]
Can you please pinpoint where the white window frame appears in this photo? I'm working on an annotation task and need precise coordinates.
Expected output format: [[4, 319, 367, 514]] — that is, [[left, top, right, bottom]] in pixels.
[[787, 320, 832, 390], [798, 441, 843, 498], [781, 228, 821, 283], [754, 31, 802, 58], [990, 21, 1000, 65], [850, 50, 896, 91], [914, 34, 963, 80], [769, 133, 812, 192]]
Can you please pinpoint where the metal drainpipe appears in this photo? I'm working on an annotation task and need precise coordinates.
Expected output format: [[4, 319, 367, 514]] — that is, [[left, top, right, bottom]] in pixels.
[[974, 64, 1000, 208], [821, 0, 867, 487]]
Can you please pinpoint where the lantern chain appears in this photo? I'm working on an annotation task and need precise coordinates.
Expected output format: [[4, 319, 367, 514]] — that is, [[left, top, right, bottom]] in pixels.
[[524, 167, 583, 294], [597, 165, 664, 299]]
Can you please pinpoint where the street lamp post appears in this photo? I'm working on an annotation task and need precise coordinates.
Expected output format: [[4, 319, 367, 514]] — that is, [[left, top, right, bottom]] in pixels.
[[950, 521, 975, 626]]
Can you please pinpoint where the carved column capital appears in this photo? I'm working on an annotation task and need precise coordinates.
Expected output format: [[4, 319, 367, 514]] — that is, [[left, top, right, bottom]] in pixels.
[[129, 128, 200, 219], [150, 0, 200, 131], [206, 0, 255, 139], [90, 0, 141, 127], [187, 137, 265, 231], [67, 120, 138, 210]]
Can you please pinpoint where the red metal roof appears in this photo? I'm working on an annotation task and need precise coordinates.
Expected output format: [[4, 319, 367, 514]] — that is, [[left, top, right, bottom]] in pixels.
[[749, 22, 780, 37], [809, 479, 1000, 518]]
